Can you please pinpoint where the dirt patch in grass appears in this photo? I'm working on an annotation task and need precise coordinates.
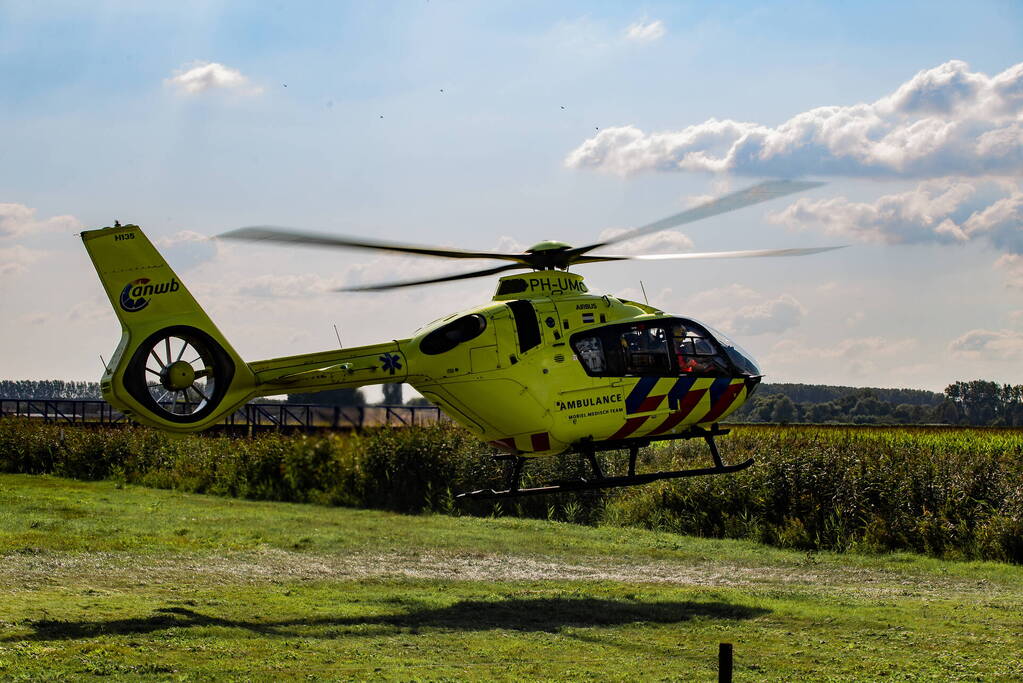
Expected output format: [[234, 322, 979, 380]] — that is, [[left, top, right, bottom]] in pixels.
[[0, 547, 1001, 600]]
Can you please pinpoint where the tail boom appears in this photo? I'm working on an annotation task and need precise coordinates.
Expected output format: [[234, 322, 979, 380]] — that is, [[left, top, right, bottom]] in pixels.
[[82, 223, 409, 432]]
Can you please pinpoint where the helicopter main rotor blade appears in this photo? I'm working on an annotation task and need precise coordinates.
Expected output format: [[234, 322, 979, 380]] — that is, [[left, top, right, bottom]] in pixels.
[[337, 263, 526, 292], [220, 226, 531, 263], [220, 180, 830, 278], [568, 179, 825, 259], [589, 245, 842, 261]]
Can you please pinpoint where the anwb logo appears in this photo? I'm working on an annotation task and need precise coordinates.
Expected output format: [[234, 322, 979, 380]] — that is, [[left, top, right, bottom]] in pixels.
[[119, 277, 180, 313]]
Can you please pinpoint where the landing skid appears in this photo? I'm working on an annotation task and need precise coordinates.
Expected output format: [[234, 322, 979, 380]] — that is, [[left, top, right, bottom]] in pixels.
[[456, 425, 753, 501]]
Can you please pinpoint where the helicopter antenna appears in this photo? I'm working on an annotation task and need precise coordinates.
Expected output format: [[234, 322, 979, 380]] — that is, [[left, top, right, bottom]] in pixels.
[[640, 281, 649, 305], [333, 324, 343, 349]]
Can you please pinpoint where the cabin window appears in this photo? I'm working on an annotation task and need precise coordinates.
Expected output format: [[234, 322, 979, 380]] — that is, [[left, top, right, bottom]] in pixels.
[[570, 319, 735, 377], [620, 324, 672, 374], [571, 322, 671, 376], [420, 314, 488, 355], [506, 300, 541, 353], [575, 335, 605, 373]]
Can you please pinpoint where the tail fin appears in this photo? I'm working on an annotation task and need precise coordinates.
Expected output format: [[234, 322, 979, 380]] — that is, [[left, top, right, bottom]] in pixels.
[[82, 224, 257, 432]]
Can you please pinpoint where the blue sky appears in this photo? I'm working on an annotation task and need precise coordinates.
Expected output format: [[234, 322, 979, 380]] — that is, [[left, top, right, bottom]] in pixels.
[[2, 1, 1022, 393]]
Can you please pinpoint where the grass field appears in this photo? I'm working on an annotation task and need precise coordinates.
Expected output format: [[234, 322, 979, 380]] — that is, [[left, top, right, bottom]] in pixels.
[[2, 474, 1022, 680], [4, 420, 1023, 564]]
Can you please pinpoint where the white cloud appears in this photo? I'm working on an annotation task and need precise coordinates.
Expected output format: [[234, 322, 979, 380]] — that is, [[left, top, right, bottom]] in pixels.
[[156, 230, 218, 271], [165, 61, 263, 96], [565, 60, 1023, 178], [0, 245, 43, 278], [767, 336, 919, 379], [679, 284, 806, 336], [948, 328, 1023, 360], [156, 230, 208, 246], [66, 299, 111, 324], [683, 193, 716, 207], [729, 294, 806, 336], [1001, 255, 1023, 288], [770, 178, 1022, 247], [963, 189, 1023, 253], [549, 16, 667, 57], [770, 178, 1023, 284], [494, 235, 526, 253], [235, 273, 343, 298], [624, 19, 665, 44], [0, 203, 80, 238]]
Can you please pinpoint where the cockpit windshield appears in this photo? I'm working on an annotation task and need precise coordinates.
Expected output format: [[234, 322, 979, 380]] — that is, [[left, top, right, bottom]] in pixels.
[[700, 322, 763, 376], [570, 317, 760, 377]]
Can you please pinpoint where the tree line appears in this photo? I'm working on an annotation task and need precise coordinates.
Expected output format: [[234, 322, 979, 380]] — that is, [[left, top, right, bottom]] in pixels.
[[5, 379, 1023, 426], [0, 379, 398, 407], [734, 380, 1023, 426], [0, 380, 103, 400]]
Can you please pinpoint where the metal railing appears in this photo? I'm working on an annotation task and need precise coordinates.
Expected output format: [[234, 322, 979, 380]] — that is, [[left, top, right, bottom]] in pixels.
[[0, 398, 445, 430]]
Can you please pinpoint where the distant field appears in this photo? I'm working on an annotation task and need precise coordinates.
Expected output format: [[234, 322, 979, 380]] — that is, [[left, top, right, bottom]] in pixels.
[[2, 474, 1022, 680]]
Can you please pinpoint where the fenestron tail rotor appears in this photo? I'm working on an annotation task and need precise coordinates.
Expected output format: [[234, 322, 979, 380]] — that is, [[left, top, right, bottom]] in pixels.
[[122, 325, 237, 424], [220, 180, 840, 291], [140, 332, 217, 417]]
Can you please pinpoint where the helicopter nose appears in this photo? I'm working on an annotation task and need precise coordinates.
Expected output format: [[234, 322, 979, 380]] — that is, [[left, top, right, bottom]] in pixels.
[[725, 342, 762, 377], [702, 325, 762, 376]]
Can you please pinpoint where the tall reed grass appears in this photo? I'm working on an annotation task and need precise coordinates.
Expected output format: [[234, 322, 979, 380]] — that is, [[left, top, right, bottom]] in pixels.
[[2, 420, 1020, 563]]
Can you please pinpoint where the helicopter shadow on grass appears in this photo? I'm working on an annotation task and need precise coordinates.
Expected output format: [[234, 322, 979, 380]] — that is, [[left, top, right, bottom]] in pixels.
[[7, 597, 770, 642]]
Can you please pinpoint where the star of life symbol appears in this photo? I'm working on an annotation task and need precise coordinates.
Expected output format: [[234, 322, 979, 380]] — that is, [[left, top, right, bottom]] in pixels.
[[379, 353, 402, 375]]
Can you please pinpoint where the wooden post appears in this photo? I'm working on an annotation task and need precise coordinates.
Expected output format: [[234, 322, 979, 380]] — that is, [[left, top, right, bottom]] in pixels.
[[718, 642, 733, 683]]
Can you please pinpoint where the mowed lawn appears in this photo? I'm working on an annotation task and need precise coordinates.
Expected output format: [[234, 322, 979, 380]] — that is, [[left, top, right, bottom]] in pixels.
[[1, 474, 1021, 681]]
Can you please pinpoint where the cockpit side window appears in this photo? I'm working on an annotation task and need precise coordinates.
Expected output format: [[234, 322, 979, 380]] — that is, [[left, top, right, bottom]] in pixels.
[[669, 323, 730, 375]]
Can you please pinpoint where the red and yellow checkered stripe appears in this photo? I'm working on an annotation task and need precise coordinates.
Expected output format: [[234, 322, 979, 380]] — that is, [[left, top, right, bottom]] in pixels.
[[607, 376, 749, 440]]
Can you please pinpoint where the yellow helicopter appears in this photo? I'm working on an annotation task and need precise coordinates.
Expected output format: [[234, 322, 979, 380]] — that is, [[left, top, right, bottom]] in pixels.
[[81, 180, 838, 499]]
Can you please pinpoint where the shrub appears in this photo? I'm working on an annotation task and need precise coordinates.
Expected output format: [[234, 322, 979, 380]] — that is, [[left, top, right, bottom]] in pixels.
[[2, 419, 1022, 564]]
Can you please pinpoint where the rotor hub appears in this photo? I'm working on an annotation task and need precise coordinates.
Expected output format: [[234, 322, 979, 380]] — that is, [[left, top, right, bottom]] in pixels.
[[161, 360, 196, 391], [525, 240, 575, 270], [525, 240, 573, 253]]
